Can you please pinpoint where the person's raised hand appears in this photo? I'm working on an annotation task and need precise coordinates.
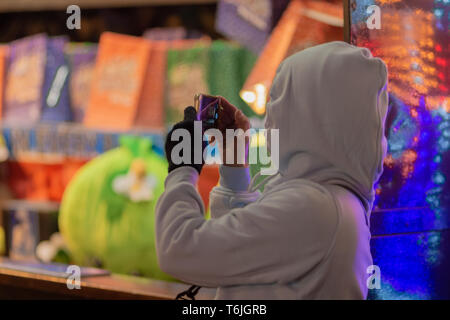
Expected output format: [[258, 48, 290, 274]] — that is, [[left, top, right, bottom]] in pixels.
[[216, 97, 250, 167], [164, 106, 206, 174]]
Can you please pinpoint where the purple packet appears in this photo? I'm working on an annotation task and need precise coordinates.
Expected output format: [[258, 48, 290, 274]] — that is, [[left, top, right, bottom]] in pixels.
[[65, 43, 97, 122], [40, 36, 72, 123], [215, 0, 289, 54], [3, 34, 47, 125]]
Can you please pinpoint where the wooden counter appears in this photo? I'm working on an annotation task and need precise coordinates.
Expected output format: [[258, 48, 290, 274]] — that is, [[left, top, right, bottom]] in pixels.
[[0, 264, 215, 300]]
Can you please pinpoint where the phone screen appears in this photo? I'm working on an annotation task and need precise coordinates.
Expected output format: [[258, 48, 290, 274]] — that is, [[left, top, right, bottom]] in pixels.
[[195, 94, 220, 128]]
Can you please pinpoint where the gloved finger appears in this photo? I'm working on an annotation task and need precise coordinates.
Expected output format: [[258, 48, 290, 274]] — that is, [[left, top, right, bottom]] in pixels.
[[183, 106, 197, 121]]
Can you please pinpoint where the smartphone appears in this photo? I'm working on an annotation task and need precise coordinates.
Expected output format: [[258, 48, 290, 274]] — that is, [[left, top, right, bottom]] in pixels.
[[194, 93, 222, 130]]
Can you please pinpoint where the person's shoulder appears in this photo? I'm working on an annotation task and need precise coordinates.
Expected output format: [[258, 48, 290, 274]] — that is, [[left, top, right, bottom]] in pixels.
[[260, 179, 336, 214], [255, 179, 338, 236]]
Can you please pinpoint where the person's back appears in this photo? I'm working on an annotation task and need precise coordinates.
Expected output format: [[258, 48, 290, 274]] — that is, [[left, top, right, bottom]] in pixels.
[[155, 41, 389, 299], [318, 184, 372, 299], [208, 178, 372, 300]]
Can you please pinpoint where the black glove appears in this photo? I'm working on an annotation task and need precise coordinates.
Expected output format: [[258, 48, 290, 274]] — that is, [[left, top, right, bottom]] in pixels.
[[165, 106, 206, 174]]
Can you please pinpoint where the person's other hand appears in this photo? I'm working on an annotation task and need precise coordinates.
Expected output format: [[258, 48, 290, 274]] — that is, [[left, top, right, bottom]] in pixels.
[[165, 106, 206, 174]]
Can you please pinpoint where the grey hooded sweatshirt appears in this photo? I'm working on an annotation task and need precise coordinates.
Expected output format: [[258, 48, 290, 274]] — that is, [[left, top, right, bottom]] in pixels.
[[155, 41, 389, 299]]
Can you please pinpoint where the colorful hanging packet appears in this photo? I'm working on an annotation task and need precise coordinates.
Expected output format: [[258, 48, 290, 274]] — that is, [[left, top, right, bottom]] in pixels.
[[165, 43, 210, 125], [134, 41, 167, 130], [286, 0, 343, 55], [65, 43, 97, 123], [207, 40, 257, 117], [84, 32, 151, 130], [3, 34, 47, 125], [241, 0, 343, 115], [215, 0, 290, 54], [40, 36, 72, 123], [138, 28, 188, 130], [137, 28, 210, 129], [0, 45, 8, 118]]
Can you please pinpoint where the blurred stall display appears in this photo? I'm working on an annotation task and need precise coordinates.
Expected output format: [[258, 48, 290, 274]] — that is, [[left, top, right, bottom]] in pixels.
[[84, 32, 151, 130], [58, 136, 171, 279], [0, 30, 256, 127], [144, 27, 189, 40], [5, 208, 39, 261], [2, 34, 74, 124], [136, 41, 168, 130], [0, 46, 7, 118], [1, 200, 59, 260], [66, 43, 97, 123], [144, 27, 206, 41], [215, 0, 290, 53], [0, 257, 110, 279], [0, 30, 250, 208], [139, 28, 211, 129], [2, 34, 47, 125], [0, 0, 218, 13], [0, 225, 4, 256], [1, 122, 164, 202], [240, 0, 343, 115], [208, 40, 257, 117], [0, 134, 8, 162], [36, 232, 70, 264], [41, 36, 72, 123], [350, 0, 449, 299], [166, 43, 210, 123], [84, 32, 211, 130]]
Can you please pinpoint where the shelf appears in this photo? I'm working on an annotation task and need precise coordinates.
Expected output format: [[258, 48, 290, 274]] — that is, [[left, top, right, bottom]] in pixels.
[[0, 200, 60, 212], [0, 258, 216, 299], [0, 0, 217, 13], [0, 122, 166, 160]]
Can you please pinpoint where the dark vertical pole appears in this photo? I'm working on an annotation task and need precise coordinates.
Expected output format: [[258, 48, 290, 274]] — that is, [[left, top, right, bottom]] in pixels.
[[343, 0, 351, 43]]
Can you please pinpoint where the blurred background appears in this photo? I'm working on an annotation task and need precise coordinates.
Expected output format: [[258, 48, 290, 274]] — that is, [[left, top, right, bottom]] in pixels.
[[0, 0, 448, 300]]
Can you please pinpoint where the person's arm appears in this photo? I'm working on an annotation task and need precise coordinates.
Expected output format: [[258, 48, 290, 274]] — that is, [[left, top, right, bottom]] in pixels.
[[208, 97, 259, 218], [209, 165, 260, 219], [155, 167, 337, 287]]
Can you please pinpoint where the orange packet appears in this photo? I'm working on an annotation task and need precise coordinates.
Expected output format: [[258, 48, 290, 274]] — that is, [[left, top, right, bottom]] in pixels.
[[241, 0, 343, 114], [135, 36, 211, 129], [84, 32, 151, 130], [134, 41, 167, 130]]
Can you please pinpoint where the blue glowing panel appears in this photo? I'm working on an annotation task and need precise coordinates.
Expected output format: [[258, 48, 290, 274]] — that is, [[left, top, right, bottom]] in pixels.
[[350, 0, 449, 299], [369, 230, 450, 300]]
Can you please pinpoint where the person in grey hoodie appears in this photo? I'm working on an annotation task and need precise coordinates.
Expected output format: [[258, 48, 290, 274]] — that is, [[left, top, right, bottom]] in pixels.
[[156, 41, 389, 299]]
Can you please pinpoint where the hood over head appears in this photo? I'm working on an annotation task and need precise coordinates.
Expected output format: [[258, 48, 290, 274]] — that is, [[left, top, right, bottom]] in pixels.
[[265, 41, 388, 213]]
